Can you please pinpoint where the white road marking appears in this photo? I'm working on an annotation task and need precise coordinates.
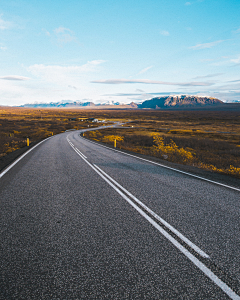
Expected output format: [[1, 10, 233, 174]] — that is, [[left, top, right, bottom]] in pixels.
[[67, 139, 240, 300], [67, 135, 87, 158], [81, 135, 240, 192], [0, 136, 52, 179], [75, 147, 87, 159], [93, 164, 209, 259]]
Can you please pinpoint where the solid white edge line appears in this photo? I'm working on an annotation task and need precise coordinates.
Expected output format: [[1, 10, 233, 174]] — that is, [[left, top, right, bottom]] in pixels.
[[0, 136, 52, 179], [80, 135, 240, 192], [68, 140, 240, 300], [93, 163, 209, 259]]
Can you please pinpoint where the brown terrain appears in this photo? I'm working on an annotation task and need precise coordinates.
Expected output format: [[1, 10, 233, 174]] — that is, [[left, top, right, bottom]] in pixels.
[[0, 104, 240, 178]]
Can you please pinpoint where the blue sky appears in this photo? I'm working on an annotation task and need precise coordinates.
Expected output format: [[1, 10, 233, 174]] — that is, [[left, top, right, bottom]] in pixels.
[[0, 0, 240, 105]]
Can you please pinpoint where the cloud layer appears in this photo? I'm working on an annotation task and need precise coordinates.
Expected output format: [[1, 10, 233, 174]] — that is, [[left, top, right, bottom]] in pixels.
[[231, 56, 240, 64], [0, 76, 30, 81], [138, 66, 153, 75], [160, 30, 169, 36], [28, 60, 105, 85], [0, 15, 11, 30], [193, 73, 223, 79], [91, 79, 214, 86], [190, 40, 223, 50], [53, 26, 76, 44]]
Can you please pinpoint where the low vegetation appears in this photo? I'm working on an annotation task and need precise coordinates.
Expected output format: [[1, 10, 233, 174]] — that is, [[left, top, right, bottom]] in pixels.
[[0, 107, 102, 157], [83, 110, 240, 178], [0, 107, 240, 178]]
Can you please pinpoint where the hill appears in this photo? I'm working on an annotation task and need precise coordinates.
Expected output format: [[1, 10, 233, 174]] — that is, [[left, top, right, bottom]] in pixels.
[[139, 95, 224, 109]]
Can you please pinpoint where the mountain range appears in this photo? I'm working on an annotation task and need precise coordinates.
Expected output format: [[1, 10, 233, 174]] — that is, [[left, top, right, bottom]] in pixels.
[[19, 100, 138, 109], [19, 95, 239, 109]]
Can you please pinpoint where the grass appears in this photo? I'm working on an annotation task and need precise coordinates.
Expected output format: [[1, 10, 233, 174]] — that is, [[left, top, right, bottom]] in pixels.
[[0, 107, 103, 157], [83, 109, 240, 178], [1, 106, 240, 178]]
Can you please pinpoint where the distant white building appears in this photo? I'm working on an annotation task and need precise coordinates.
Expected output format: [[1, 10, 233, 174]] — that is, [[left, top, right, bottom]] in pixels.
[[86, 118, 98, 122]]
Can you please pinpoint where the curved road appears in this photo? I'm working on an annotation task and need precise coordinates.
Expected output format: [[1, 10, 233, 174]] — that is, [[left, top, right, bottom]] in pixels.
[[0, 129, 240, 299]]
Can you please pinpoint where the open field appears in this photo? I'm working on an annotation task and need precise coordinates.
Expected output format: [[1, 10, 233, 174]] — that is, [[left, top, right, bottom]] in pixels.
[[0, 107, 105, 158], [0, 106, 240, 178], [83, 109, 240, 178]]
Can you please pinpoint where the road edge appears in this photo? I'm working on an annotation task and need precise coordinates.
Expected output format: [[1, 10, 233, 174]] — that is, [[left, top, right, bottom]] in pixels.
[[80, 131, 240, 191], [0, 136, 52, 178]]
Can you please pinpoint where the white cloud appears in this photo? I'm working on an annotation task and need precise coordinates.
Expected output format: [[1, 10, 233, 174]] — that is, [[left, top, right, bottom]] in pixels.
[[137, 66, 153, 75], [227, 79, 240, 83], [53, 26, 76, 44], [0, 15, 12, 30], [103, 92, 176, 97], [28, 60, 105, 86], [91, 78, 214, 86], [160, 30, 169, 36], [231, 56, 240, 64], [68, 85, 77, 90], [54, 27, 71, 34], [0, 75, 30, 81], [44, 29, 51, 36], [193, 73, 223, 79], [0, 60, 106, 105], [233, 28, 240, 34], [190, 40, 223, 50]]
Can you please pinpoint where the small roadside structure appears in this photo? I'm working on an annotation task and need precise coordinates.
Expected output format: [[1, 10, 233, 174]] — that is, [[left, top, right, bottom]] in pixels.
[[86, 118, 98, 122]]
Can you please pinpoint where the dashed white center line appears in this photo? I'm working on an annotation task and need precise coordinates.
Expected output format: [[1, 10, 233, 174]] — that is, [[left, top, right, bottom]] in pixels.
[[67, 136, 87, 158], [75, 147, 87, 159]]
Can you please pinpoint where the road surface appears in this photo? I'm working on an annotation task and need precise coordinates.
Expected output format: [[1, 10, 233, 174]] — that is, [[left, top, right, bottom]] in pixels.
[[0, 129, 240, 299]]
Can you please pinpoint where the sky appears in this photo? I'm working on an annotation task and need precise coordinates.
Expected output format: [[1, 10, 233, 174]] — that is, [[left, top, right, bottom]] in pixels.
[[0, 0, 240, 106]]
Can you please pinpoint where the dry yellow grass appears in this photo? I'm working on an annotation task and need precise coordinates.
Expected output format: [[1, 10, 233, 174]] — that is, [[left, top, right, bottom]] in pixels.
[[1, 106, 240, 178]]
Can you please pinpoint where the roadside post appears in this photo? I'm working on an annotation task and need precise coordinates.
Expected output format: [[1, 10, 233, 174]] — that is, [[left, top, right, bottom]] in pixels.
[[27, 138, 29, 146], [114, 139, 116, 148]]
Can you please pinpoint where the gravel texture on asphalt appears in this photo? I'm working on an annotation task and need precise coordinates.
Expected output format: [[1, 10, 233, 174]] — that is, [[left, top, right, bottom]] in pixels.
[[0, 130, 239, 299]]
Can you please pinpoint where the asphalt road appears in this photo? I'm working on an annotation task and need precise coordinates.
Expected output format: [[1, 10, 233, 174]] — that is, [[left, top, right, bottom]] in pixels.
[[0, 129, 240, 299]]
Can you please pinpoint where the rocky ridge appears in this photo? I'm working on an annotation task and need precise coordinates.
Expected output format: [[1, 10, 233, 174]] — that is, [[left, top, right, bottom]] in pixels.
[[139, 95, 223, 109]]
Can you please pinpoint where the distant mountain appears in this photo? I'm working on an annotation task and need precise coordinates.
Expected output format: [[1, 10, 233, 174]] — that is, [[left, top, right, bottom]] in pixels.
[[97, 100, 121, 106], [19, 95, 234, 109], [227, 100, 240, 103], [20, 101, 96, 108], [129, 102, 138, 108], [139, 95, 224, 109], [19, 100, 139, 109]]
